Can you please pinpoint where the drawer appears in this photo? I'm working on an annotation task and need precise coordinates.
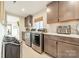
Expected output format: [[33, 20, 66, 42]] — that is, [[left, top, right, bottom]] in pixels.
[[44, 34, 58, 41], [60, 36, 79, 45]]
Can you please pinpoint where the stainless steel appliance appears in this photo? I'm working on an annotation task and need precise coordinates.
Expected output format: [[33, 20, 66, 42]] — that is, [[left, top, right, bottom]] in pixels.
[[25, 32, 32, 47], [76, 24, 79, 34], [32, 32, 44, 53], [57, 25, 71, 34]]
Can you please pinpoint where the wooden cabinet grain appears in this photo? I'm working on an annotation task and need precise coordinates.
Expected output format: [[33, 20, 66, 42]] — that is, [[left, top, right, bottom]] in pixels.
[[47, 1, 79, 23], [74, 2, 79, 19], [47, 1, 58, 24], [44, 35, 57, 57], [58, 42, 79, 58], [25, 15, 33, 27], [44, 34, 79, 58], [60, 36, 79, 46], [59, 1, 75, 21], [22, 32, 25, 41]]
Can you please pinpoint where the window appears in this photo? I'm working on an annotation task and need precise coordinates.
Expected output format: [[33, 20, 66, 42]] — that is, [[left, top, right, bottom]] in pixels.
[[34, 21, 44, 29], [7, 24, 12, 35], [34, 22, 40, 29], [6, 14, 20, 40], [39, 21, 44, 28]]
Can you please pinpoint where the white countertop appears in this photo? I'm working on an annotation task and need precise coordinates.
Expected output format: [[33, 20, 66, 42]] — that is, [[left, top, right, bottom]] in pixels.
[[31, 31, 43, 33], [44, 33, 79, 38], [23, 31, 79, 38]]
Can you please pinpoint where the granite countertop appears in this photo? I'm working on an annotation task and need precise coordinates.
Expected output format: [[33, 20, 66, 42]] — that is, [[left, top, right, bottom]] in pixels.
[[44, 33, 79, 38]]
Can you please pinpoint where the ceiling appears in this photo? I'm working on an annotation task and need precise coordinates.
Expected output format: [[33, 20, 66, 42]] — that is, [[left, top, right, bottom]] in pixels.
[[5, 1, 51, 17]]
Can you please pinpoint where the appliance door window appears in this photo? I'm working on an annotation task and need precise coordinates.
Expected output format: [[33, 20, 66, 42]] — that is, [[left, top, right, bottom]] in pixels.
[[33, 34, 40, 47]]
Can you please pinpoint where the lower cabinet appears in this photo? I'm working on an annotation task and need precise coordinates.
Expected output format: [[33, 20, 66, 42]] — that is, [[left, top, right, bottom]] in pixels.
[[44, 34, 79, 58], [44, 35, 57, 57], [58, 42, 79, 58]]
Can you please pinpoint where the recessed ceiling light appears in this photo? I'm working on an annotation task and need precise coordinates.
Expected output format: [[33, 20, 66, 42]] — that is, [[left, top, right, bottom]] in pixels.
[[47, 8, 51, 12], [22, 8, 25, 12]]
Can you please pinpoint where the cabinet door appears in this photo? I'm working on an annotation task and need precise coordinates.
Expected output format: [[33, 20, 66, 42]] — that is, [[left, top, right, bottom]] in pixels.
[[29, 15, 33, 26], [22, 32, 25, 41], [59, 1, 75, 21], [25, 17, 28, 27], [44, 36, 48, 53], [58, 42, 79, 58], [47, 1, 58, 24], [25, 15, 33, 27], [74, 2, 79, 19], [44, 35, 57, 57]]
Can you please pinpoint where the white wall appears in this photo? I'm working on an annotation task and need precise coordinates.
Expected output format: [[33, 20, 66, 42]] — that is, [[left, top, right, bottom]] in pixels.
[[33, 9, 79, 34], [19, 17, 25, 41], [47, 21, 79, 34], [19, 17, 25, 32], [33, 9, 47, 28], [6, 14, 20, 40], [0, 23, 5, 58]]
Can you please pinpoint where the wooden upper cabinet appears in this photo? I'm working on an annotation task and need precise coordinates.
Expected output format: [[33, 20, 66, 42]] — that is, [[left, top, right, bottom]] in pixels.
[[0, 1, 5, 22], [25, 15, 33, 27], [74, 2, 79, 19], [59, 1, 75, 22], [47, 1, 79, 23], [47, 1, 58, 24]]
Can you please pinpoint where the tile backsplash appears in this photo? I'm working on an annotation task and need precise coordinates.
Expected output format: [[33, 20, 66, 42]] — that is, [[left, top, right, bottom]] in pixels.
[[46, 21, 79, 34]]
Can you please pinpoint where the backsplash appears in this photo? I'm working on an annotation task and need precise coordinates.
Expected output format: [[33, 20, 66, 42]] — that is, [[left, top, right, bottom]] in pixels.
[[56, 25, 71, 34], [46, 21, 79, 34], [33, 10, 79, 35]]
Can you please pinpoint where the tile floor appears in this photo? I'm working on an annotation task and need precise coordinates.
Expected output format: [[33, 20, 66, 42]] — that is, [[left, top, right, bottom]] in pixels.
[[21, 41, 51, 58]]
